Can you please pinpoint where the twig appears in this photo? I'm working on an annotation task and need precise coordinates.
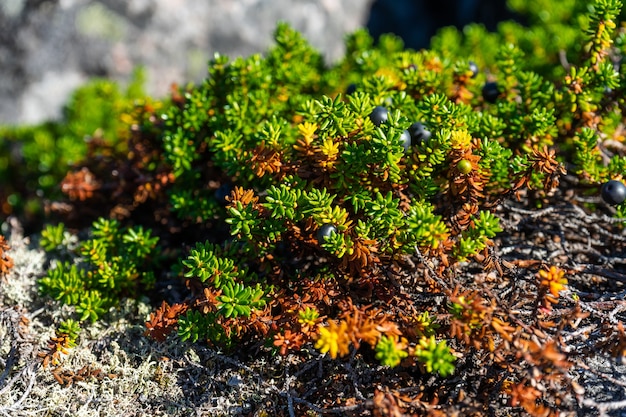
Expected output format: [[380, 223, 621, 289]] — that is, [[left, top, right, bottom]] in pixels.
[[293, 358, 320, 378], [501, 203, 555, 218], [0, 362, 38, 414], [0, 308, 25, 389], [204, 348, 258, 375], [414, 245, 449, 291], [582, 265, 626, 284], [0, 363, 28, 397], [291, 395, 366, 415], [344, 348, 365, 401], [582, 397, 626, 415], [561, 324, 597, 343], [576, 360, 626, 389], [559, 49, 571, 71], [0, 346, 19, 392], [283, 367, 295, 417]]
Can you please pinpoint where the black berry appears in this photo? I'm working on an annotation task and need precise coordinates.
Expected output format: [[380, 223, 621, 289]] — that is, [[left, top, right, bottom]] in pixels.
[[482, 82, 500, 103], [469, 61, 479, 78], [399, 130, 411, 152], [369, 106, 388, 126], [346, 83, 357, 95], [215, 183, 233, 205], [408, 122, 432, 145], [317, 224, 337, 244], [601, 180, 626, 205]]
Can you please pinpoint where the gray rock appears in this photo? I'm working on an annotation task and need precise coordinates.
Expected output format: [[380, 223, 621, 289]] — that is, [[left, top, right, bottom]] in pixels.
[[0, 0, 373, 124]]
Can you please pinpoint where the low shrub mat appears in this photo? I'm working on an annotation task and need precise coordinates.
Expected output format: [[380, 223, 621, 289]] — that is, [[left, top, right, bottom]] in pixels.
[[1, 0, 626, 415]]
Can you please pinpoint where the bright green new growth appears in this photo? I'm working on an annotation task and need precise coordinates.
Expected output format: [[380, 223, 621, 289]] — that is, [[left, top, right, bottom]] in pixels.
[[455, 211, 503, 261], [216, 281, 267, 319], [39, 223, 68, 252], [298, 306, 320, 326], [375, 335, 409, 368], [57, 319, 81, 346], [39, 219, 159, 322], [414, 336, 456, 377], [178, 241, 272, 341], [413, 311, 440, 338]]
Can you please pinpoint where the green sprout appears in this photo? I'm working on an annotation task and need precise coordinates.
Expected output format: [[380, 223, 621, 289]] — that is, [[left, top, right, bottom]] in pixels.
[[375, 335, 409, 367], [40, 223, 67, 252], [414, 336, 456, 377]]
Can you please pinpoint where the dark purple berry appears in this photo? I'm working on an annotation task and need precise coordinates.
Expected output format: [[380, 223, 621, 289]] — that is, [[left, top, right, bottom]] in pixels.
[[399, 130, 411, 152], [346, 83, 357, 95], [215, 183, 233, 205], [482, 82, 500, 103], [601, 180, 626, 205], [369, 106, 388, 126], [469, 61, 479, 78], [408, 122, 432, 145], [317, 224, 337, 244]]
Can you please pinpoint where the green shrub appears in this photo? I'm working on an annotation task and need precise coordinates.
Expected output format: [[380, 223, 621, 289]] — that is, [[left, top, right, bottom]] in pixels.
[[39, 219, 159, 323], [0, 69, 146, 229], [8, 0, 625, 414]]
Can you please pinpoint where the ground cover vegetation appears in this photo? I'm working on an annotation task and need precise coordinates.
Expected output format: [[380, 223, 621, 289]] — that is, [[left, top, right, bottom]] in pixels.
[[1, 0, 626, 415]]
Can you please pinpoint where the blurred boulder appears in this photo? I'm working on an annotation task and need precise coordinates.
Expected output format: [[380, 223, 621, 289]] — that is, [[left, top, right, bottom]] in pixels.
[[0, 0, 373, 124]]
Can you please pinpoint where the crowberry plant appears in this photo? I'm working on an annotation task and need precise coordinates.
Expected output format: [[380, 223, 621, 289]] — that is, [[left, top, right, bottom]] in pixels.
[[2, 0, 626, 415]]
